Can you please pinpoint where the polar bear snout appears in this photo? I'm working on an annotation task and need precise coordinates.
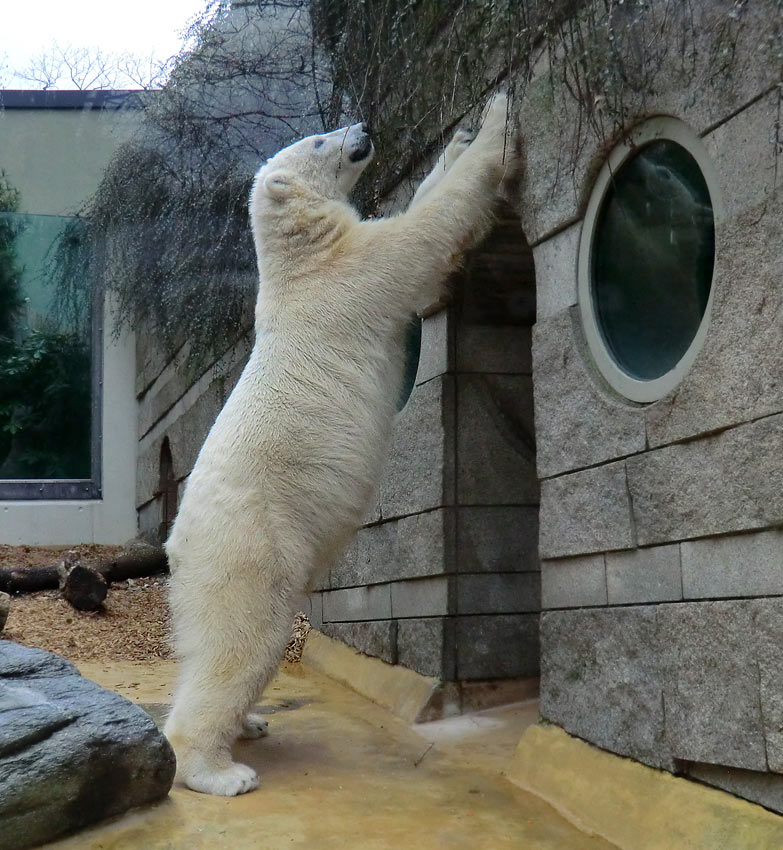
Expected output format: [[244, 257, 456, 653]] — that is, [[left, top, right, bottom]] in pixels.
[[343, 122, 373, 163]]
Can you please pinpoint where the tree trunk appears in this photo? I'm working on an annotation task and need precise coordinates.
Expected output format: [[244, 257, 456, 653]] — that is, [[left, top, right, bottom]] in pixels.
[[59, 563, 108, 612]]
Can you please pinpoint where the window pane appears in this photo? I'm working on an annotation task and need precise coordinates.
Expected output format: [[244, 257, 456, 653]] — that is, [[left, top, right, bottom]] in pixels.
[[591, 140, 715, 381], [0, 212, 93, 479]]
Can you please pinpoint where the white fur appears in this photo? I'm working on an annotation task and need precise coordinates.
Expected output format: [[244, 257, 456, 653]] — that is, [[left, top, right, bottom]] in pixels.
[[164, 95, 517, 796]]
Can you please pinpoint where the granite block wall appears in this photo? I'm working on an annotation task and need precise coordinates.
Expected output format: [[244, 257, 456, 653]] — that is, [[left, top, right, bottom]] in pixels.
[[524, 9, 783, 809]]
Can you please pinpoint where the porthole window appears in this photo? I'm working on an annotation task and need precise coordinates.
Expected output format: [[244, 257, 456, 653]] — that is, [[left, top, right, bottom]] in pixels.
[[396, 315, 422, 411], [578, 118, 722, 403]]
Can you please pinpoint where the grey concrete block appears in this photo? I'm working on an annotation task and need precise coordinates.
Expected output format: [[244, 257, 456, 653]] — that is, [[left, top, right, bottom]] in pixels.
[[684, 764, 783, 816], [456, 325, 532, 375], [456, 573, 540, 615], [539, 461, 634, 559], [305, 593, 324, 630], [752, 599, 783, 773], [518, 3, 777, 243], [329, 536, 360, 589], [456, 506, 539, 573], [646, 189, 783, 448], [381, 376, 454, 519], [658, 601, 766, 771], [390, 576, 449, 618], [331, 510, 452, 589], [415, 309, 451, 385], [456, 374, 538, 505], [397, 617, 452, 679], [455, 614, 539, 680], [532, 221, 580, 322], [606, 545, 682, 606], [681, 530, 783, 600], [533, 311, 646, 478], [628, 416, 783, 546], [321, 584, 391, 622], [540, 607, 673, 770], [320, 620, 396, 665], [541, 555, 607, 609]]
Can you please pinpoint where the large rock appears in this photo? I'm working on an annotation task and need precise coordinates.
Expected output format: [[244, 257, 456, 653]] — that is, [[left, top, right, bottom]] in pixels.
[[0, 641, 175, 850]]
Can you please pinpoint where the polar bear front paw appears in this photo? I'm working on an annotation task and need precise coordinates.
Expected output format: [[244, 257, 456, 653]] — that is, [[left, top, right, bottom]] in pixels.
[[444, 126, 475, 170], [184, 760, 260, 796], [241, 712, 270, 739]]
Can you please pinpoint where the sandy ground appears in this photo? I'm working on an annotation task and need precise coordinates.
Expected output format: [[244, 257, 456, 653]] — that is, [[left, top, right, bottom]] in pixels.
[[1, 545, 172, 662]]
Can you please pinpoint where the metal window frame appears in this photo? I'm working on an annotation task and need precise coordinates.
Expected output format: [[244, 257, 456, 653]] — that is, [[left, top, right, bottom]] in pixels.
[[0, 285, 103, 501]]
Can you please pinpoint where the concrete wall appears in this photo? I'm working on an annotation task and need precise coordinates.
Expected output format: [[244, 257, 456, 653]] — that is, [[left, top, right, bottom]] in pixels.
[[310, 206, 541, 687], [0, 95, 141, 544], [521, 2, 783, 812]]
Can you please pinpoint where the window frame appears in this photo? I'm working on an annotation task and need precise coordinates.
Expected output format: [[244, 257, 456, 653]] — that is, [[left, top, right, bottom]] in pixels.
[[577, 117, 723, 404], [0, 283, 103, 501]]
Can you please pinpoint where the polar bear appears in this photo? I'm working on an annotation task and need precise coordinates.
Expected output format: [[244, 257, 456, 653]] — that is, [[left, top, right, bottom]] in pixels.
[[164, 94, 517, 796]]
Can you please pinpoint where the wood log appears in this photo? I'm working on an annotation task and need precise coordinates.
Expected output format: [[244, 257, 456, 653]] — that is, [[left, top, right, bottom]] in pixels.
[[0, 591, 9, 632], [60, 563, 108, 612], [0, 544, 168, 594]]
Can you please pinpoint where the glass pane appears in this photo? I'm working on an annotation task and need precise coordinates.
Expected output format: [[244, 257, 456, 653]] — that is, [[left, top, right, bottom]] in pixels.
[[397, 315, 422, 411], [591, 140, 715, 380], [0, 212, 92, 479]]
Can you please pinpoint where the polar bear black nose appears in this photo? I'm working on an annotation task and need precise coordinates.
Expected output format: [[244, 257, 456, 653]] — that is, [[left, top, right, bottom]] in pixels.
[[360, 122, 370, 135]]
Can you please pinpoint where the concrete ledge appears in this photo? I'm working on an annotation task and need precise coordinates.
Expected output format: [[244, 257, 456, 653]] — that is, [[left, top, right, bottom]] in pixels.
[[302, 629, 540, 723], [507, 724, 783, 850], [301, 629, 439, 723]]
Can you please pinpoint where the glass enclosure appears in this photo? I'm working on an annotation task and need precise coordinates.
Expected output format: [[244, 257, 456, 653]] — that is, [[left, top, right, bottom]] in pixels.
[[0, 211, 98, 496]]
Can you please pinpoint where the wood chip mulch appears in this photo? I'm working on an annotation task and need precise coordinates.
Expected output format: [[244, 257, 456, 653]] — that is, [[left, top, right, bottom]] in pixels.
[[1, 545, 172, 663]]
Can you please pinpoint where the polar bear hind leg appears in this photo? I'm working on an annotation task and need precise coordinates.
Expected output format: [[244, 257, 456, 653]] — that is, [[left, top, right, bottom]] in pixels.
[[164, 540, 297, 795]]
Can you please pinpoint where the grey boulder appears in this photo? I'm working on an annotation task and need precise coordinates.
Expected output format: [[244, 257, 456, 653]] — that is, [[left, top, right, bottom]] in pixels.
[[0, 640, 175, 850]]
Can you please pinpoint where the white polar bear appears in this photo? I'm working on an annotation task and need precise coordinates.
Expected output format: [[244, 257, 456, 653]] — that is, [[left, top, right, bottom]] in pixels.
[[164, 94, 517, 796]]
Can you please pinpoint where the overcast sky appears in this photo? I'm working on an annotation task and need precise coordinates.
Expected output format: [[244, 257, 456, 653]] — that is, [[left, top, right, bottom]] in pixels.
[[0, 0, 209, 88]]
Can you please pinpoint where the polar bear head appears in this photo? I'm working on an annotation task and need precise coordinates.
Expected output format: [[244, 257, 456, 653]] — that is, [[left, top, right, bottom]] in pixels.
[[254, 122, 374, 206]]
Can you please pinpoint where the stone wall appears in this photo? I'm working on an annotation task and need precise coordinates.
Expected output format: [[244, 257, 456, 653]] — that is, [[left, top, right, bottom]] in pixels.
[[523, 2, 783, 812], [310, 207, 542, 688]]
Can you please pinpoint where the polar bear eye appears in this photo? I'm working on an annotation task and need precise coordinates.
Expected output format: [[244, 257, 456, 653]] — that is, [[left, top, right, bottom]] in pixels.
[[313, 138, 325, 150]]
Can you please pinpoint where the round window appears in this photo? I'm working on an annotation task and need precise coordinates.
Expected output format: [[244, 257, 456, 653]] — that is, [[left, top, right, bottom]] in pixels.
[[578, 118, 721, 403]]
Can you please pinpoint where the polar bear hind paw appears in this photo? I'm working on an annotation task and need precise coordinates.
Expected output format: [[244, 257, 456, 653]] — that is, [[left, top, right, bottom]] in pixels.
[[183, 759, 260, 796], [241, 712, 270, 739]]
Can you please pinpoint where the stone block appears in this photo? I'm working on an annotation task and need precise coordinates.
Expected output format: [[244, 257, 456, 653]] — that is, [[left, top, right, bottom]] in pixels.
[[380, 376, 454, 519], [752, 599, 783, 773], [628, 416, 783, 546], [456, 374, 538, 505], [397, 617, 453, 679], [305, 593, 324, 630], [321, 584, 391, 622], [415, 309, 451, 385], [329, 536, 360, 589], [518, 2, 777, 243], [456, 506, 539, 573], [320, 620, 397, 665], [0, 642, 175, 850], [684, 763, 783, 816], [541, 554, 607, 609], [456, 573, 540, 615], [455, 325, 532, 375], [540, 607, 673, 770], [539, 461, 634, 559], [658, 601, 766, 771], [455, 614, 540, 680], [606, 545, 682, 605], [532, 221, 580, 322], [390, 576, 450, 618], [533, 311, 646, 478], [681, 530, 783, 600], [331, 510, 452, 589], [646, 188, 783, 448]]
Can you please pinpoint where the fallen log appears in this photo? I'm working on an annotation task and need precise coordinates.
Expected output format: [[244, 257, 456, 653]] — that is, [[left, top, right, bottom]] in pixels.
[[0, 544, 168, 594]]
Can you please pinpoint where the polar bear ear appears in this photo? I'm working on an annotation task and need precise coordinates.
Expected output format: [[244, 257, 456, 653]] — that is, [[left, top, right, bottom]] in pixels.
[[262, 169, 296, 201]]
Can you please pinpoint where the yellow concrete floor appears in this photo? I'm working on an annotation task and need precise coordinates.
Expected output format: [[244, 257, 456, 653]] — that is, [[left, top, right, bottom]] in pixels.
[[40, 660, 615, 850]]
